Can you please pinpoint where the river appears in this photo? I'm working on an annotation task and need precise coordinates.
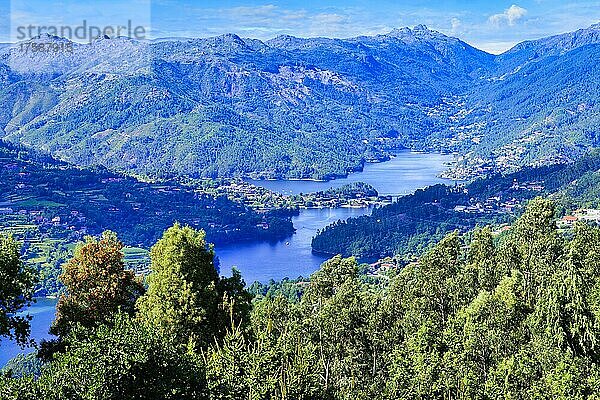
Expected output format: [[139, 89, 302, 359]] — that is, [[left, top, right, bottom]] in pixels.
[[246, 151, 453, 196], [219, 151, 453, 282], [0, 151, 452, 367], [0, 298, 57, 367], [215, 207, 372, 283]]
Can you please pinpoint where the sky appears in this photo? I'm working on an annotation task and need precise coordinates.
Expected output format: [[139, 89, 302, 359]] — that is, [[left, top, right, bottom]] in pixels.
[[1, 0, 599, 53]]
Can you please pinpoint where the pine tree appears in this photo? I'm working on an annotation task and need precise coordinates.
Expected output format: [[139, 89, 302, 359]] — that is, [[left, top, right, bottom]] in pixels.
[[136, 223, 250, 350]]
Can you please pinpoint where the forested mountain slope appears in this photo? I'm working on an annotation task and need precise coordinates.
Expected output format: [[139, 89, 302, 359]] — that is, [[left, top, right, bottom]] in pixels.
[[0, 140, 293, 248], [439, 23, 600, 175], [1, 24, 599, 179], [1, 26, 488, 179]]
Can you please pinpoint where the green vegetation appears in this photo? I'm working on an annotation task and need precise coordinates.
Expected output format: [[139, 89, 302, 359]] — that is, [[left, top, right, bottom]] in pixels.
[[247, 276, 308, 302], [553, 170, 600, 210], [0, 235, 35, 347], [1, 353, 43, 379], [4, 315, 205, 399], [313, 150, 600, 261], [186, 179, 386, 211], [1, 27, 486, 180], [0, 140, 295, 296], [3, 26, 599, 181], [51, 232, 144, 335], [0, 141, 294, 249], [3, 198, 600, 398], [312, 183, 510, 261], [39, 232, 145, 360], [454, 43, 600, 175], [136, 224, 251, 351]]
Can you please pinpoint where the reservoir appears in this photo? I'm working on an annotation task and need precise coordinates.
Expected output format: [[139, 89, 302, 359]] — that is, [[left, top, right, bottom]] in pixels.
[[0, 298, 57, 367], [0, 151, 451, 366], [215, 207, 371, 283], [246, 151, 453, 196], [218, 151, 452, 282]]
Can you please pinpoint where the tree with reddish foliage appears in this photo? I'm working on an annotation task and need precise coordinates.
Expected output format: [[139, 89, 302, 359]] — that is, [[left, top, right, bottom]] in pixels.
[[50, 231, 145, 339]]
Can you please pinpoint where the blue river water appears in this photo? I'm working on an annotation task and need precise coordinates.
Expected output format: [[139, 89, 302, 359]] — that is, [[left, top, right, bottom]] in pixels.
[[246, 151, 453, 196], [0, 151, 452, 367], [219, 151, 454, 282], [0, 298, 57, 367]]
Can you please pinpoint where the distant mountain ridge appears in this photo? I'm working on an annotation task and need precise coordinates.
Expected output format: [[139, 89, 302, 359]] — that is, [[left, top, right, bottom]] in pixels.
[[0, 24, 599, 179], [498, 23, 600, 67], [448, 23, 600, 175]]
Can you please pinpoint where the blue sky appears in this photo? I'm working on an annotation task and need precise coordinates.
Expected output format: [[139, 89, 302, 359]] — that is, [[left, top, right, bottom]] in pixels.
[[1, 0, 599, 53]]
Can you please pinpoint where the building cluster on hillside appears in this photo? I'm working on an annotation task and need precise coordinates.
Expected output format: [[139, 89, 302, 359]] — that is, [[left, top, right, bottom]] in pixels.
[[453, 196, 522, 215], [0, 205, 89, 238], [440, 160, 497, 181], [511, 180, 544, 192], [366, 258, 398, 278], [452, 180, 545, 216], [558, 209, 600, 228], [204, 179, 393, 212]]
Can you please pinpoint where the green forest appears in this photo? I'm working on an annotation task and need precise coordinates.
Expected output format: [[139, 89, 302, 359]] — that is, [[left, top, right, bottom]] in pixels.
[[3, 197, 600, 399]]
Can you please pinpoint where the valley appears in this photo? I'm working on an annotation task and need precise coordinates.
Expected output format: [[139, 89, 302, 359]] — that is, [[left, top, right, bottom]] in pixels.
[[0, 149, 452, 365], [2, 24, 598, 182]]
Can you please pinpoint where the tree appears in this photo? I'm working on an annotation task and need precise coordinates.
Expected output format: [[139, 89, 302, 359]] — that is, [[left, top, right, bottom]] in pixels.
[[1, 353, 43, 379], [399, 232, 463, 334], [443, 272, 528, 398], [7, 197, 600, 399], [465, 227, 502, 292], [299, 255, 379, 397], [0, 235, 35, 346], [2, 315, 206, 400], [50, 231, 144, 339], [531, 223, 600, 359], [510, 197, 564, 307], [136, 223, 251, 350], [383, 233, 465, 399]]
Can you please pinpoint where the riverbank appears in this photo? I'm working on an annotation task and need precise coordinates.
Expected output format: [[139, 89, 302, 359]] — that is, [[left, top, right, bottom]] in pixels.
[[244, 153, 394, 182], [185, 178, 394, 212], [216, 151, 453, 283]]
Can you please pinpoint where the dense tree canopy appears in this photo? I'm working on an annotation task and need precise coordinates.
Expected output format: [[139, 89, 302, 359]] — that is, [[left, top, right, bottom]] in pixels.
[[50, 231, 144, 339], [1, 315, 206, 400], [3, 198, 600, 399]]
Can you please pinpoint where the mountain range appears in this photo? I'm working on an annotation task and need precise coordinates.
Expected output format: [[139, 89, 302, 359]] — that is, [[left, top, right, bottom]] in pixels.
[[1, 23, 599, 179]]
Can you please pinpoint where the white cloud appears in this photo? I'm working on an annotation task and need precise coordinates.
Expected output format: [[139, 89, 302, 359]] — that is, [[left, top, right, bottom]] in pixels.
[[450, 17, 462, 33], [489, 4, 528, 27], [314, 13, 347, 25]]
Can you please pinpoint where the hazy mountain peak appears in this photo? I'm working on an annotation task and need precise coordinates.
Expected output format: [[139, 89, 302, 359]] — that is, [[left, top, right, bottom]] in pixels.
[[196, 33, 254, 53], [267, 34, 306, 47], [387, 27, 411, 35], [386, 24, 447, 40], [29, 33, 72, 43], [218, 33, 244, 42]]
